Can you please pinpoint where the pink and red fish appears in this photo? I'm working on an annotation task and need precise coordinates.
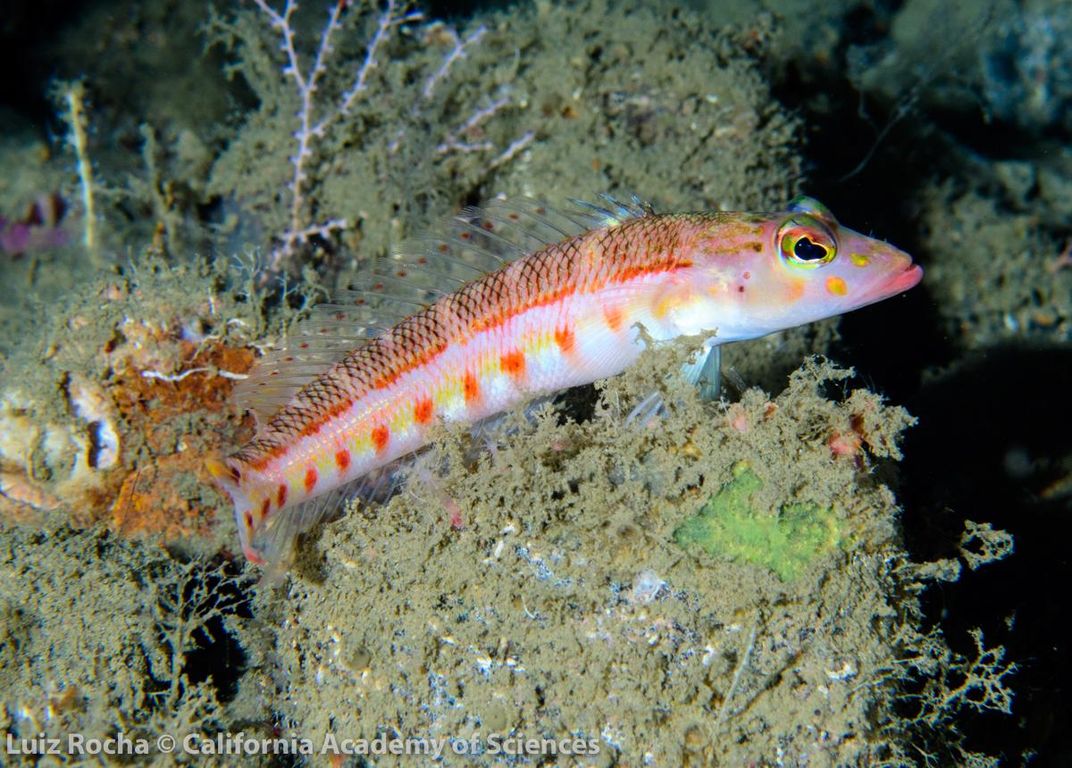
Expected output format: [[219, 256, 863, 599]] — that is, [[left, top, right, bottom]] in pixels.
[[208, 196, 922, 568]]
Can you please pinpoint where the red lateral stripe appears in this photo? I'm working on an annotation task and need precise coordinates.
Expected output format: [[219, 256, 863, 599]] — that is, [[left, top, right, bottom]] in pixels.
[[372, 338, 448, 390], [468, 284, 573, 334]]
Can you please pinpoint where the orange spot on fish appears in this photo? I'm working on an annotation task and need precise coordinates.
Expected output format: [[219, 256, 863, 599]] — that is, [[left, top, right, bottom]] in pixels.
[[277, 484, 287, 507], [604, 306, 623, 332], [464, 371, 480, 404], [335, 449, 351, 471], [500, 349, 525, 380], [850, 252, 870, 267], [371, 425, 390, 454], [304, 467, 318, 494], [259, 497, 270, 519], [554, 326, 575, 354], [825, 276, 848, 296], [787, 279, 805, 301], [414, 398, 434, 425]]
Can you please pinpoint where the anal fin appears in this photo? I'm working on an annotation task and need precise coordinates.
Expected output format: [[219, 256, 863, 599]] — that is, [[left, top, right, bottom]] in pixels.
[[250, 457, 418, 574], [626, 338, 721, 426], [683, 341, 721, 401]]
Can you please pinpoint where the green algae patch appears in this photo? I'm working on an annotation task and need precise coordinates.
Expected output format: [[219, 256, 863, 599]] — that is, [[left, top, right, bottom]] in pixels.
[[674, 461, 842, 581]]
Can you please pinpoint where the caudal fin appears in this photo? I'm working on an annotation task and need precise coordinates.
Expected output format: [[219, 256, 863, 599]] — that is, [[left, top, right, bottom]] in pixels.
[[206, 455, 334, 574], [205, 456, 265, 566]]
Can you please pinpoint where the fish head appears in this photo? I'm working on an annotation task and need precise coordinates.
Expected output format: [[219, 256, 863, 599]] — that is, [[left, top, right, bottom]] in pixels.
[[689, 196, 922, 339]]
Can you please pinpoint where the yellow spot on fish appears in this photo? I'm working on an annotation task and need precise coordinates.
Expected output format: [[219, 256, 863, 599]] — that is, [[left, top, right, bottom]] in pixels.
[[391, 405, 411, 433], [850, 252, 870, 267], [825, 276, 848, 296], [653, 293, 677, 319]]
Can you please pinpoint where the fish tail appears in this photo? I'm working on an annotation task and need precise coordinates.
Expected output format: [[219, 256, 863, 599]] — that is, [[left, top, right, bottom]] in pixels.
[[205, 456, 266, 566]]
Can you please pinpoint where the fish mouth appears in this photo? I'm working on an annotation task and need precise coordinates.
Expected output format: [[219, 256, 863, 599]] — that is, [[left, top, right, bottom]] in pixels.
[[856, 263, 923, 308], [888, 263, 924, 294]]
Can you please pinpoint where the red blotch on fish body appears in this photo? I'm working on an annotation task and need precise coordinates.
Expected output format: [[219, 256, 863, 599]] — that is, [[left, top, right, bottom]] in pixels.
[[604, 306, 623, 332], [464, 371, 480, 404], [277, 484, 288, 507], [500, 349, 525, 380], [414, 398, 434, 425], [259, 497, 271, 519], [554, 326, 575, 354], [304, 467, 318, 494], [371, 425, 390, 454], [335, 449, 351, 471]]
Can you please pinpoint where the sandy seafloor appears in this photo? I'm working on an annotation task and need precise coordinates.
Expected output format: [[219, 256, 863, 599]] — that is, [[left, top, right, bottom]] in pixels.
[[0, 0, 1069, 765]]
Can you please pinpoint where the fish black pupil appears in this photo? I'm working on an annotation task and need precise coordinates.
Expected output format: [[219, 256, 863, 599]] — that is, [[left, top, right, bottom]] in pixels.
[[794, 237, 828, 261]]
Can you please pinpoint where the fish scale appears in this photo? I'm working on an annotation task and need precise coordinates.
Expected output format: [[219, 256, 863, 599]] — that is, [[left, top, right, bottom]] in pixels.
[[208, 196, 922, 570]]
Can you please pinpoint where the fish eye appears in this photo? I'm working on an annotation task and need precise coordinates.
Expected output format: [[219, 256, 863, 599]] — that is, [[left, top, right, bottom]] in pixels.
[[794, 237, 829, 261], [778, 216, 837, 268]]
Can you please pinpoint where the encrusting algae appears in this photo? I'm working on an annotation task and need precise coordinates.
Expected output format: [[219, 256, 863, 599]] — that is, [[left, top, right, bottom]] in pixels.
[[674, 460, 843, 582], [261, 354, 928, 766]]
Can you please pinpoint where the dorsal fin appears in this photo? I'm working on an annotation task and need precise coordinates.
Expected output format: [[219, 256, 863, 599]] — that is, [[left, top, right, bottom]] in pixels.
[[231, 293, 387, 422], [400, 195, 656, 276], [233, 195, 657, 423], [569, 193, 654, 228]]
